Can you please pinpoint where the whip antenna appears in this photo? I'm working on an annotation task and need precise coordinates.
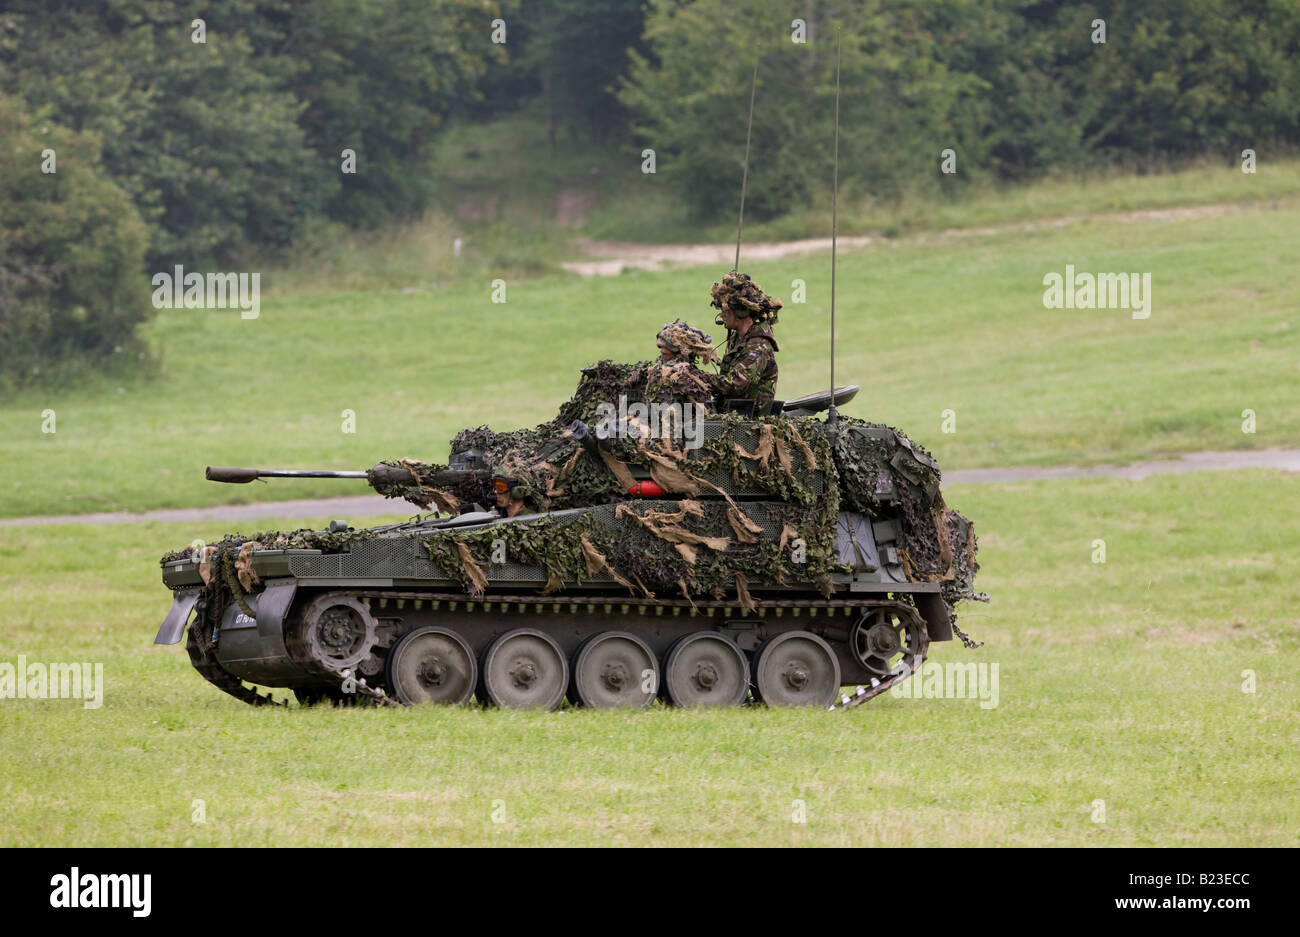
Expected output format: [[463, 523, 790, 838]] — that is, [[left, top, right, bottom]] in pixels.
[[827, 29, 842, 428], [734, 54, 760, 272]]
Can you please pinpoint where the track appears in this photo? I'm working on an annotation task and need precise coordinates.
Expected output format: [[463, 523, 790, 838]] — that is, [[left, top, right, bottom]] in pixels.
[[185, 587, 931, 711]]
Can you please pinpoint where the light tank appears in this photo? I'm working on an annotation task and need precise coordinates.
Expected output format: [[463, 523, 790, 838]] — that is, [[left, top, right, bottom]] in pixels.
[[155, 369, 985, 710]]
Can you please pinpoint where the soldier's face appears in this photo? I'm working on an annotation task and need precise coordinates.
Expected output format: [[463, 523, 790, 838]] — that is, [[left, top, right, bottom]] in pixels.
[[658, 345, 673, 361]]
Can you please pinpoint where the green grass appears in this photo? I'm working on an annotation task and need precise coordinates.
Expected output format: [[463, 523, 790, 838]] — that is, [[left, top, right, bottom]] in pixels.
[[2, 196, 1297, 518], [0, 470, 1295, 846]]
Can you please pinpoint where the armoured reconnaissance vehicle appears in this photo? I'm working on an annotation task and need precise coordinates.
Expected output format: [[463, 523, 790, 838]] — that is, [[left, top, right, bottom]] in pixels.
[[155, 369, 986, 710], [155, 45, 986, 710]]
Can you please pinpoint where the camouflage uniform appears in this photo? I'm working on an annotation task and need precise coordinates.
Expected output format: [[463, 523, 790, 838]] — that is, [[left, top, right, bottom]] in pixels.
[[707, 272, 782, 413], [711, 323, 779, 411]]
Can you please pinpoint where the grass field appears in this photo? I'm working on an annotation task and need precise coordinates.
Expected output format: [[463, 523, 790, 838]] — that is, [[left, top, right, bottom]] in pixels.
[[3, 127, 1296, 848], [2, 196, 1297, 519], [1, 471, 1295, 846]]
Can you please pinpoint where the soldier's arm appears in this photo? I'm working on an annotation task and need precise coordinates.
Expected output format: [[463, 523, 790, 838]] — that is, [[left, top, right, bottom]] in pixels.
[[712, 344, 773, 397]]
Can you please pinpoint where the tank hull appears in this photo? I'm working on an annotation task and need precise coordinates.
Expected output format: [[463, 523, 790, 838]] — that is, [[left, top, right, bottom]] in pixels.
[[156, 411, 982, 709]]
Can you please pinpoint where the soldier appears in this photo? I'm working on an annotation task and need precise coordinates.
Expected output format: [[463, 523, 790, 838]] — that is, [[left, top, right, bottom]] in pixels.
[[707, 271, 782, 415], [490, 474, 534, 518], [645, 320, 717, 406]]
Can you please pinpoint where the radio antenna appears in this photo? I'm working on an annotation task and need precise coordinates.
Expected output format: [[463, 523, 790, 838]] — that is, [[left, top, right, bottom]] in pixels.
[[734, 53, 760, 273], [827, 28, 842, 428]]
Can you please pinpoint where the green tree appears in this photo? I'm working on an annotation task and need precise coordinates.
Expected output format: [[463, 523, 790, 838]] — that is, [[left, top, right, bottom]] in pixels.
[[1045, 0, 1300, 165], [0, 1, 331, 267], [269, 0, 504, 226], [620, 0, 980, 219], [0, 0, 503, 260], [0, 94, 152, 389]]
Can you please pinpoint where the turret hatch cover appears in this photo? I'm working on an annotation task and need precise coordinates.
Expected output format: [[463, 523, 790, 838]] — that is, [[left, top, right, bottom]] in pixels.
[[781, 385, 859, 414]]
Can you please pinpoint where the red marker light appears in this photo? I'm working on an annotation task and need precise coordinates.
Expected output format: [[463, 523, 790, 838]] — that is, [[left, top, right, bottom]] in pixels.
[[627, 480, 664, 497]]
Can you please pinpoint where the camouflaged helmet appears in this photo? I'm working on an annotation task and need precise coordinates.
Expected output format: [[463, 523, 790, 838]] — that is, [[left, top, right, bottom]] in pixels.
[[709, 271, 783, 326], [656, 319, 720, 363]]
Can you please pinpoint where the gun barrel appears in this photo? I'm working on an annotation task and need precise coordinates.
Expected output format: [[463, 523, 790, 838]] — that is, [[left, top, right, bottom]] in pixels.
[[205, 466, 370, 484], [367, 463, 488, 489]]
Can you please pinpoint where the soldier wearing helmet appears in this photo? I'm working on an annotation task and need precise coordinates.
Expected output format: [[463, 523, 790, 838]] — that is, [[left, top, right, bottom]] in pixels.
[[707, 271, 781, 415], [489, 474, 534, 518], [645, 319, 717, 406]]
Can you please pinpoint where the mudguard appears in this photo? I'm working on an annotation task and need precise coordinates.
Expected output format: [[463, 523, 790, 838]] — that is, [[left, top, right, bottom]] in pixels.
[[154, 592, 199, 645], [913, 591, 954, 642]]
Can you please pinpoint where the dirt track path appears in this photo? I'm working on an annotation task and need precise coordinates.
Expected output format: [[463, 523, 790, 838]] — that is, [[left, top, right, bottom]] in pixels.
[[3, 447, 1296, 528], [560, 202, 1255, 275]]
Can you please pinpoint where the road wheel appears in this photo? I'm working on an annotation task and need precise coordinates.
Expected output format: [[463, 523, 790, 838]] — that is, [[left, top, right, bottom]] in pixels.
[[663, 631, 750, 708], [480, 628, 568, 710], [387, 626, 477, 705], [570, 631, 658, 709], [752, 631, 840, 708]]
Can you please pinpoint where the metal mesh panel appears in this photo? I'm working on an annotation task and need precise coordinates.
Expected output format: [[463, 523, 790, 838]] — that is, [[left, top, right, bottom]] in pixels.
[[486, 561, 548, 584], [689, 421, 824, 494], [290, 537, 441, 579]]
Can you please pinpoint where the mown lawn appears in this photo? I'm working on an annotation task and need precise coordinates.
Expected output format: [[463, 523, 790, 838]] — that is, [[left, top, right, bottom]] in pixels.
[[1, 470, 1294, 846]]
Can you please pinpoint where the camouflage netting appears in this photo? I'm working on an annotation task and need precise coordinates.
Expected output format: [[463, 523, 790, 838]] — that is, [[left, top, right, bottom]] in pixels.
[[400, 406, 849, 603], [174, 363, 980, 618], [423, 498, 840, 605], [367, 362, 978, 599], [377, 407, 838, 517], [161, 527, 378, 617], [554, 360, 654, 427], [161, 527, 376, 565], [831, 416, 981, 606], [644, 359, 714, 406]]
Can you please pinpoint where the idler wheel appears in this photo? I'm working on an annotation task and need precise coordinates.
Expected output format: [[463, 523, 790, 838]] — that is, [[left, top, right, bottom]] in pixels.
[[387, 626, 477, 705], [300, 593, 377, 674], [480, 628, 568, 710], [663, 632, 749, 708], [849, 607, 927, 678], [752, 631, 840, 708], [569, 631, 658, 710]]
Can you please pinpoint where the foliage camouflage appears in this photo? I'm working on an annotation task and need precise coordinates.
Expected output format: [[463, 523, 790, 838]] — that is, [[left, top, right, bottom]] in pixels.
[[158, 356, 979, 630], [162, 527, 378, 566], [354, 359, 980, 612], [162, 526, 382, 619], [655, 319, 719, 362], [831, 416, 980, 608], [709, 272, 783, 325], [644, 359, 715, 406], [422, 497, 839, 606]]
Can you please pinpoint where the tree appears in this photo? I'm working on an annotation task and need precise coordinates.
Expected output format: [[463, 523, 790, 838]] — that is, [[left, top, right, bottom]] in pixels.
[[620, 0, 980, 219], [0, 94, 152, 389]]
